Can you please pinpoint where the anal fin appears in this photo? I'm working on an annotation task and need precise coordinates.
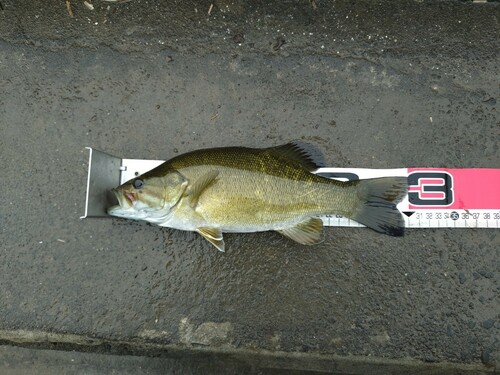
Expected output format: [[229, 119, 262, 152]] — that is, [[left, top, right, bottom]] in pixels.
[[197, 227, 225, 252], [277, 217, 324, 245]]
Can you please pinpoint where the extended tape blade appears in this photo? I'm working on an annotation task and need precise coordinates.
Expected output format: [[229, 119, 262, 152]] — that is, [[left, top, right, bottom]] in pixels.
[[316, 168, 500, 229]]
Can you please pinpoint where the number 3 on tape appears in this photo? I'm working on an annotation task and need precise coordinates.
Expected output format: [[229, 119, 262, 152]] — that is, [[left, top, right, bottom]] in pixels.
[[408, 172, 453, 206], [404, 168, 499, 228]]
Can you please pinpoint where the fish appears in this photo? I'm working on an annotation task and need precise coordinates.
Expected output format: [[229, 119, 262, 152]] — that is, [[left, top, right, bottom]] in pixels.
[[108, 142, 407, 252]]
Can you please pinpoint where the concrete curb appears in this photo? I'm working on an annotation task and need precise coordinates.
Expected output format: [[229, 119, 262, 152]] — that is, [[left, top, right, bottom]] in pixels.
[[0, 330, 496, 374]]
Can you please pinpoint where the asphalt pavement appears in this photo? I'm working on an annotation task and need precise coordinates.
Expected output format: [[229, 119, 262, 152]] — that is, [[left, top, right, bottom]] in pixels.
[[0, 0, 498, 373]]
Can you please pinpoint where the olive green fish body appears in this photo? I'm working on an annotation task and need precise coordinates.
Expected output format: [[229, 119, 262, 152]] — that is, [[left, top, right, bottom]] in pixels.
[[108, 143, 407, 251], [169, 159, 354, 230]]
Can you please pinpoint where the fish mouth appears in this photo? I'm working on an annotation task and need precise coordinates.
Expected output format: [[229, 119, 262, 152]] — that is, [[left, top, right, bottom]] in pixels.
[[112, 188, 136, 208], [124, 190, 137, 205]]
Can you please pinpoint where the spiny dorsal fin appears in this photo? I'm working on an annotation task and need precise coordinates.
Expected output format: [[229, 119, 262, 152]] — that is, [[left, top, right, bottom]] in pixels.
[[197, 227, 225, 252], [266, 141, 325, 171], [185, 171, 219, 208], [277, 217, 324, 245]]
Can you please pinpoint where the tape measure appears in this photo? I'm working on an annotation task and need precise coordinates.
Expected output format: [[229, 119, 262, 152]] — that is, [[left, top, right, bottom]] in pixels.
[[316, 168, 500, 229], [83, 149, 499, 229]]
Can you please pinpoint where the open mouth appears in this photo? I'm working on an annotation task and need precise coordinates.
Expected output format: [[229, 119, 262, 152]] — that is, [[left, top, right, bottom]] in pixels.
[[124, 190, 136, 205], [112, 188, 136, 208]]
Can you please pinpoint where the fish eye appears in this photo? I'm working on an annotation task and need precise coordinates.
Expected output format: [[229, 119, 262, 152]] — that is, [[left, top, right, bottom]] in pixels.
[[133, 179, 144, 189]]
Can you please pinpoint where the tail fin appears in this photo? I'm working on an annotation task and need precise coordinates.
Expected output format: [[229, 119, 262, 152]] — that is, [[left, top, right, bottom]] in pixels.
[[350, 177, 407, 236]]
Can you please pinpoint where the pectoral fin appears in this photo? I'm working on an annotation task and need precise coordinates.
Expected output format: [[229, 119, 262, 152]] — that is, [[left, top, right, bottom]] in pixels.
[[277, 217, 324, 245], [185, 171, 219, 208], [197, 227, 225, 252]]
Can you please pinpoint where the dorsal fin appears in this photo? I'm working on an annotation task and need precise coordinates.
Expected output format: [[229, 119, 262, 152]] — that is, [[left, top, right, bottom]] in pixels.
[[265, 141, 325, 171]]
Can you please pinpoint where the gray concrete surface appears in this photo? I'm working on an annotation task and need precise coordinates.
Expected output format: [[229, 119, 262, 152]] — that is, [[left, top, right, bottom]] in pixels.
[[0, 0, 499, 373]]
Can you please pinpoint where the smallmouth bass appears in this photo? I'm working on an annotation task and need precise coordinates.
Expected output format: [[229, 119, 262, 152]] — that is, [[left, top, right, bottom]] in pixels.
[[108, 142, 407, 251]]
